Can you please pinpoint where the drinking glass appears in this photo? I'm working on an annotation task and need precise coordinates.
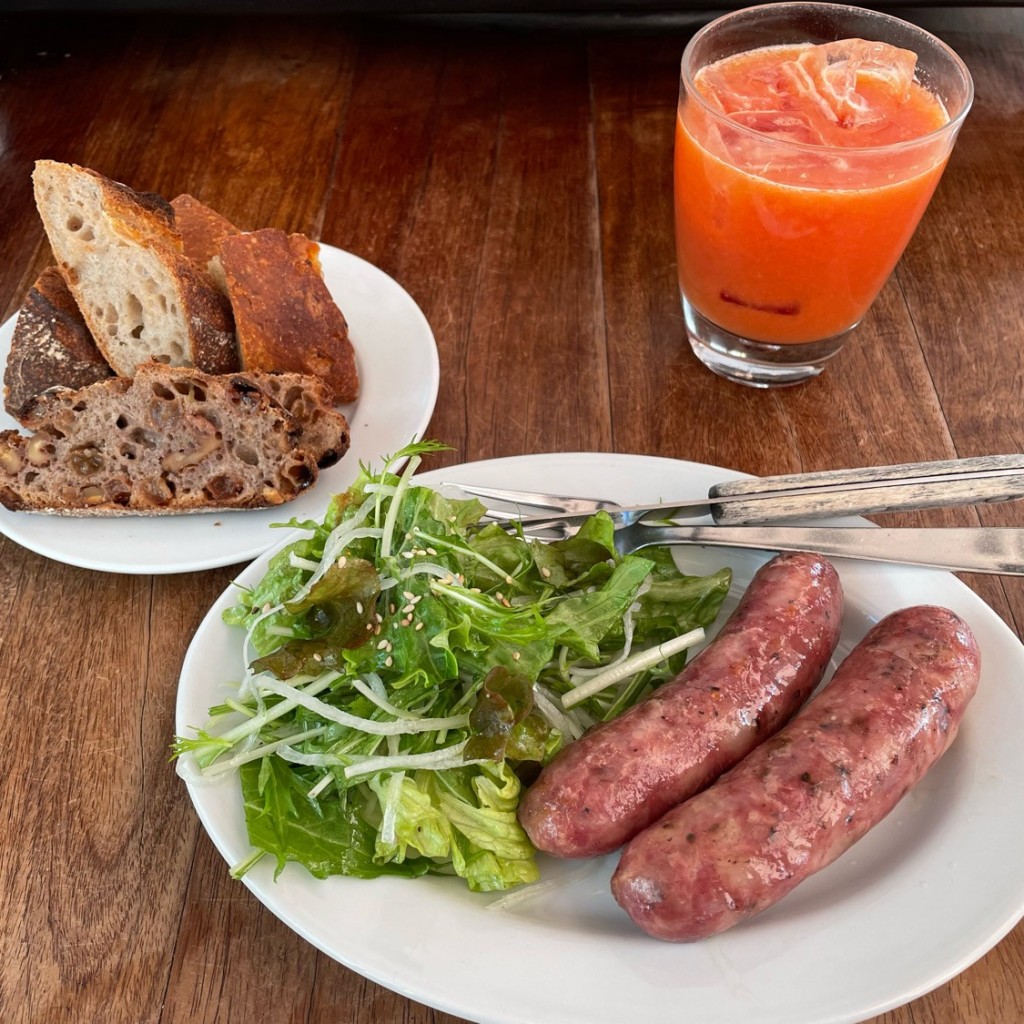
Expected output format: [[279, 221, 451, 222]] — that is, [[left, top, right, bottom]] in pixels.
[[675, 2, 973, 387]]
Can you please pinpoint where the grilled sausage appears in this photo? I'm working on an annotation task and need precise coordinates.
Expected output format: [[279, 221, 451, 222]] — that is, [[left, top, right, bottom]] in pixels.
[[518, 551, 843, 858], [611, 605, 981, 942]]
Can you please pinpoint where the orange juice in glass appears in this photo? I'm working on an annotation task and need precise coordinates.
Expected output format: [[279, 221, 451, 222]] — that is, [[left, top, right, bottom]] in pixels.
[[676, 3, 973, 386]]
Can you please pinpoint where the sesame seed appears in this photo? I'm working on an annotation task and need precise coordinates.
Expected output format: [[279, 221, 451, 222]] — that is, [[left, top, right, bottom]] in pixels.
[[540, 567, 552, 578], [337, 556, 347, 568], [376, 612, 383, 623], [505, 575, 514, 585], [389, 604, 396, 614], [355, 601, 364, 615], [513, 652, 521, 661], [415, 621, 424, 631], [374, 624, 382, 635], [402, 591, 415, 600], [495, 592, 504, 602], [426, 547, 438, 556], [384, 656, 393, 667], [366, 622, 374, 631], [402, 604, 415, 614], [262, 603, 272, 613], [401, 617, 412, 627], [402, 551, 414, 559], [411, 595, 422, 604], [313, 653, 323, 662], [377, 639, 389, 650]]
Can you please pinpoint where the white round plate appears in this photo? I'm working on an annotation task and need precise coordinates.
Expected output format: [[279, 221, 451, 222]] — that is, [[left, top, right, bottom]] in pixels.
[[0, 245, 439, 574], [176, 453, 1024, 1024]]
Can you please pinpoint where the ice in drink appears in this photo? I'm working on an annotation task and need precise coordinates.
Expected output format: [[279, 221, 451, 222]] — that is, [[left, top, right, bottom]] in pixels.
[[676, 38, 952, 346]]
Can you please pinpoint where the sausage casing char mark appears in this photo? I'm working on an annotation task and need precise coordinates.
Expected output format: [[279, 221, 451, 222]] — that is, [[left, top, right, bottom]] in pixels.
[[611, 604, 981, 942], [518, 551, 844, 859]]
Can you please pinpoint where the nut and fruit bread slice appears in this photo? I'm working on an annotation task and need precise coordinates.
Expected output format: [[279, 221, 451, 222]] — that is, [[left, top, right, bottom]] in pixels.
[[247, 371, 351, 468], [0, 363, 319, 515], [220, 228, 359, 403], [4, 266, 113, 423], [32, 160, 239, 377]]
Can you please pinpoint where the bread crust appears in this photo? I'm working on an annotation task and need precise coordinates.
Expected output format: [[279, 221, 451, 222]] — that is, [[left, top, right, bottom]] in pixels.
[[4, 266, 113, 422], [171, 193, 241, 268], [221, 228, 359, 403], [0, 363, 320, 515], [32, 160, 239, 377]]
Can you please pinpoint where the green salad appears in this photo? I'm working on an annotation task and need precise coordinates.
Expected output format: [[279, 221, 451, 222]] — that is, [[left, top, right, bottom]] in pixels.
[[175, 441, 732, 891]]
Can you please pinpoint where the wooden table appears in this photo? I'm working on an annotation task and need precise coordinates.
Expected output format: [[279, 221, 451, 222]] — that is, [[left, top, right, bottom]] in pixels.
[[2, 6, 1023, 1022]]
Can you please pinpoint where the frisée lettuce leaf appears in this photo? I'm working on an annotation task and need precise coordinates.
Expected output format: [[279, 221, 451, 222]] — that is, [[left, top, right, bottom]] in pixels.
[[175, 441, 731, 891]]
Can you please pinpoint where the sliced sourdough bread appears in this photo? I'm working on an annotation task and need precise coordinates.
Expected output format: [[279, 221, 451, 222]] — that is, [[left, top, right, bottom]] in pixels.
[[220, 228, 359, 403], [32, 160, 239, 377], [4, 266, 113, 422], [0, 363, 319, 515]]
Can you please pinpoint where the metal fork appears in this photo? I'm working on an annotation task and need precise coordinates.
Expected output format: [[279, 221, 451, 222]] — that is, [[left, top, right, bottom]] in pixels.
[[444, 454, 1024, 531]]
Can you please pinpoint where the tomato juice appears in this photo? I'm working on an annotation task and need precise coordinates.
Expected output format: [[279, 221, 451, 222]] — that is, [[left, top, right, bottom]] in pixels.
[[676, 40, 953, 345]]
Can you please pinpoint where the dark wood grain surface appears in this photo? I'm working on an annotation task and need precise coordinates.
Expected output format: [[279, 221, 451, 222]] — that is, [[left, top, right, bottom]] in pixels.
[[1, 8, 1023, 1023]]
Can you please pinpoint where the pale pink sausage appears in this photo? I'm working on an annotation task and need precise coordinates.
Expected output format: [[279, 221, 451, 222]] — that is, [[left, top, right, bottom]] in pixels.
[[518, 552, 843, 858], [612, 605, 981, 942]]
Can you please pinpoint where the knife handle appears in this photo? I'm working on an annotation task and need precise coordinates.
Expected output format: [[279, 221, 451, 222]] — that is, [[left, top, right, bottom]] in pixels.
[[708, 455, 1024, 525]]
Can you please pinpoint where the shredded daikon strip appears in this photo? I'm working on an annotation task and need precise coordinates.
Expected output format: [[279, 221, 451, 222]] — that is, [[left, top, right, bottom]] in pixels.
[[343, 740, 478, 778], [350, 676, 418, 719], [285, 492, 382, 604], [561, 627, 705, 709], [569, 579, 650, 681], [256, 676, 469, 735], [277, 745, 345, 767], [222, 672, 335, 745], [240, 600, 286, 694], [533, 685, 585, 742]]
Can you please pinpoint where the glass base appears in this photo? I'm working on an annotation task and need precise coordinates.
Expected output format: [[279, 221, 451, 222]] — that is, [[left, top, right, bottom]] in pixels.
[[682, 297, 853, 388]]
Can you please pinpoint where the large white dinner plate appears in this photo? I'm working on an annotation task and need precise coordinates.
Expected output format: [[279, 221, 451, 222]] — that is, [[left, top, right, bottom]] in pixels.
[[0, 244, 439, 574], [176, 453, 1024, 1024]]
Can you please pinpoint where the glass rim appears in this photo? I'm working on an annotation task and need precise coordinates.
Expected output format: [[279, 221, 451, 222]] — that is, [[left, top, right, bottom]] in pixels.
[[680, 1, 975, 158]]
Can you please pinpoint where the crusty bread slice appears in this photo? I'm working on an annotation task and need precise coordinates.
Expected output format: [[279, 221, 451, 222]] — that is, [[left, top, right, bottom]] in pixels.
[[247, 371, 351, 468], [0, 363, 319, 515], [220, 228, 359, 403], [3, 279, 348, 466], [4, 266, 113, 423], [32, 160, 239, 377], [170, 193, 240, 293]]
